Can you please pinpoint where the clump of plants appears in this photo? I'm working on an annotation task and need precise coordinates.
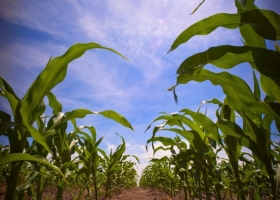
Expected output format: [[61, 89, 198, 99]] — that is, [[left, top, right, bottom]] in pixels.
[[145, 0, 280, 199], [0, 43, 138, 200]]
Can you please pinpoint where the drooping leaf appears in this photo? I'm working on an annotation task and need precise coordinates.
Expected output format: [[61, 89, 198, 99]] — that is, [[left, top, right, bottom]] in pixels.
[[147, 137, 178, 147], [169, 9, 280, 52], [180, 108, 220, 143], [45, 112, 65, 133], [0, 153, 64, 176], [63, 109, 93, 122], [95, 110, 133, 130], [20, 43, 127, 124], [176, 45, 280, 80], [176, 69, 280, 117]]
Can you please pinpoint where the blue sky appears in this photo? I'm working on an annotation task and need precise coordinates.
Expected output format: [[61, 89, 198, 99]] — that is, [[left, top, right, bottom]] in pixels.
[[0, 0, 279, 176]]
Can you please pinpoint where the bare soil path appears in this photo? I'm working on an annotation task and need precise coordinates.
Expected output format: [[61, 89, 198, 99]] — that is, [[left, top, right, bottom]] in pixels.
[[109, 187, 179, 200]]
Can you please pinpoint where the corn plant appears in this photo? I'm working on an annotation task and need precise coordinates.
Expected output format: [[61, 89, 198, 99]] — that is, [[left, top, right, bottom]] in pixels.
[[144, 0, 280, 199], [145, 109, 223, 200], [0, 42, 134, 200], [98, 133, 139, 198], [75, 124, 105, 200]]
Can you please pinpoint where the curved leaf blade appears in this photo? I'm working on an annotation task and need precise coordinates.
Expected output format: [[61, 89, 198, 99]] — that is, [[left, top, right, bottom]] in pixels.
[[176, 45, 280, 80], [95, 110, 133, 130], [23, 123, 50, 152], [176, 69, 280, 117], [169, 9, 280, 52], [46, 92, 63, 114], [0, 153, 64, 176], [20, 43, 127, 124]]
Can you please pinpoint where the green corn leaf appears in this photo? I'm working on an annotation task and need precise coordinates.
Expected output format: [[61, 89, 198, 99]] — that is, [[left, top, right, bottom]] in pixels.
[[197, 98, 222, 112], [87, 126, 97, 143], [176, 45, 280, 80], [235, 0, 257, 12], [162, 128, 194, 140], [180, 108, 220, 143], [172, 114, 205, 140], [153, 146, 171, 156], [0, 153, 64, 176], [0, 121, 16, 135], [169, 9, 280, 52], [240, 110, 269, 159], [252, 70, 261, 100], [16, 171, 39, 193], [271, 150, 280, 162], [63, 109, 93, 122], [78, 130, 95, 147], [95, 136, 104, 148], [236, 0, 266, 48], [147, 137, 178, 147], [112, 133, 126, 162], [95, 110, 133, 130], [144, 115, 174, 133], [31, 100, 46, 123], [131, 155, 140, 164], [23, 123, 50, 152], [63, 109, 133, 130], [20, 43, 127, 124], [45, 112, 65, 133], [189, 130, 209, 153], [216, 111, 242, 138], [244, 169, 260, 183], [46, 92, 63, 114], [254, 191, 262, 200], [260, 75, 280, 103], [176, 69, 280, 117], [0, 77, 20, 120]]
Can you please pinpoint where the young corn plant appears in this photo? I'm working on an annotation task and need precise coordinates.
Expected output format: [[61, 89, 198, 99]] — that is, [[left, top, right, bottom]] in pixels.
[[75, 124, 105, 200], [0, 42, 133, 200], [98, 133, 139, 198]]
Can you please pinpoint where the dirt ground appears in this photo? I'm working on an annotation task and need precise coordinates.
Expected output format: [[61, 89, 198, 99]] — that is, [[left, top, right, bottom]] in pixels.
[[0, 185, 183, 200], [109, 187, 181, 200]]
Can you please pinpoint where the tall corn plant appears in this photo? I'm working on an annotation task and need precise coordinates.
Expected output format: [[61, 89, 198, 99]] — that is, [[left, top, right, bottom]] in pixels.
[[0, 42, 133, 200], [166, 0, 280, 198]]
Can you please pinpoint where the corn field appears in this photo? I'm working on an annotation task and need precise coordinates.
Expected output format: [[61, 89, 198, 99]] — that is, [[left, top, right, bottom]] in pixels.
[[1, 0, 280, 199]]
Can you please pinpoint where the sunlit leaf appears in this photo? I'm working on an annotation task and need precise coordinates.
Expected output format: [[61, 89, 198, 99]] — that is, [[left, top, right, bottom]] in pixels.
[[169, 9, 280, 52], [95, 110, 133, 130], [20, 43, 127, 124]]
